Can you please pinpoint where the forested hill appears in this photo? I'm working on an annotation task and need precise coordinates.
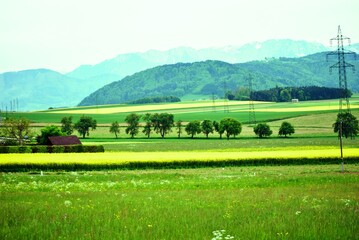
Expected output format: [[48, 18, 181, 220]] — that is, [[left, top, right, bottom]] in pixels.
[[78, 52, 359, 106]]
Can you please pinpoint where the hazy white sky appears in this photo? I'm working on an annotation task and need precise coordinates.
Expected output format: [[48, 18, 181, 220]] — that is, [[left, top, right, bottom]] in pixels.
[[0, 0, 358, 73]]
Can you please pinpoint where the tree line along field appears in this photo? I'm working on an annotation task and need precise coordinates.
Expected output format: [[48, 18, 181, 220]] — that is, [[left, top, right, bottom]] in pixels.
[[1, 98, 359, 239]]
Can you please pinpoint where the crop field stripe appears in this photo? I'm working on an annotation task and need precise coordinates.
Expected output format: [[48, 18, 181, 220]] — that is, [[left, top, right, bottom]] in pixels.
[[48, 101, 268, 114], [1, 148, 358, 171]]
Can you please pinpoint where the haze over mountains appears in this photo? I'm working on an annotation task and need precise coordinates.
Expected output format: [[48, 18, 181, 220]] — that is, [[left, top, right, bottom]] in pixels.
[[1, 39, 358, 111]]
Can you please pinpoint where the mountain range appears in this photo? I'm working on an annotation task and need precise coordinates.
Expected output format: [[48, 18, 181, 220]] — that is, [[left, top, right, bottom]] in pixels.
[[1, 39, 358, 111], [78, 52, 359, 106]]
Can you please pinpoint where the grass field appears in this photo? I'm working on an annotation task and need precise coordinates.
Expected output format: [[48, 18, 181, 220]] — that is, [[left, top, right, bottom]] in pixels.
[[1, 97, 359, 239], [9, 97, 359, 124], [1, 165, 358, 239]]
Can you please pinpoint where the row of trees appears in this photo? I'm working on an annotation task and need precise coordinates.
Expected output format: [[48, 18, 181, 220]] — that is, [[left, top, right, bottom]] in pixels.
[[226, 86, 352, 102], [128, 96, 181, 104], [249, 86, 352, 102], [0, 112, 357, 146], [108, 113, 297, 139]]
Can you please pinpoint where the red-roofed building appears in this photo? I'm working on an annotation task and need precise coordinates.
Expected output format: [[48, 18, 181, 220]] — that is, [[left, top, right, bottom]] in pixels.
[[48, 135, 82, 146]]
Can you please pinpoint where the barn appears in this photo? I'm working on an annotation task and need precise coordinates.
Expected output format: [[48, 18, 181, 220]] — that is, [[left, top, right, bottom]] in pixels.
[[48, 135, 82, 146]]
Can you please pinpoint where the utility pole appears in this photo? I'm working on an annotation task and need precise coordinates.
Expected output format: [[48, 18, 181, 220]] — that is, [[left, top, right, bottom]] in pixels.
[[247, 74, 256, 126], [212, 92, 216, 112], [327, 25, 357, 172], [223, 80, 229, 113]]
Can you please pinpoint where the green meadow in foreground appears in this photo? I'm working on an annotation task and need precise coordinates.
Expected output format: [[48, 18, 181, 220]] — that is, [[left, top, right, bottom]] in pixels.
[[1, 165, 358, 239]]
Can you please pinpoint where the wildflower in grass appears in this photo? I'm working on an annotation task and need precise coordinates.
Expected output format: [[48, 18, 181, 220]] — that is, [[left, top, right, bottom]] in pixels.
[[341, 199, 351, 206], [212, 230, 234, 240], [64, 200, 72, 207], [277, 232, 289, 238]]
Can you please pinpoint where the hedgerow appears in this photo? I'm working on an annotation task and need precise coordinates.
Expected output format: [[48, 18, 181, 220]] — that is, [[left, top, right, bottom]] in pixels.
[[0, 156, 358, 172], [0, 145, 104, 154]]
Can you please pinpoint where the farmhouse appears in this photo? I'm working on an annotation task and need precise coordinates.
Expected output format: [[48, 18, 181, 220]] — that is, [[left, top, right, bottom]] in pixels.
[[48, 135, 82, 146]]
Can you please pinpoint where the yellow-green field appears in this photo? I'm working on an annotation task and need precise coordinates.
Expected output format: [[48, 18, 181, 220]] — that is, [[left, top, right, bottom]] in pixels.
[[49, 100, 263, 114], [1, 147, 358, 165], [46, 99, 359, 115]]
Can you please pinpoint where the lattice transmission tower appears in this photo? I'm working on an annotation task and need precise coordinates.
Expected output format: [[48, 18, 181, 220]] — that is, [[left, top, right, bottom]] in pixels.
[[327, 25, 357, 113], [247, 74, 256, 126], [223, 80, 229, 113]]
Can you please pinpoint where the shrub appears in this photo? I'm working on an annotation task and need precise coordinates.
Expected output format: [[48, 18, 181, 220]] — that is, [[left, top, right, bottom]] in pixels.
[[31, 146, 48, 153], [0, 144, 104, 154], [18, 146, 32, 153], [0, 146, 10, 153], [37, 125, 65, 145]]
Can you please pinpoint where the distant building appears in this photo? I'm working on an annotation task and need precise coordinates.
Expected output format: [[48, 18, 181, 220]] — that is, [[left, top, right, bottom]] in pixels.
[[48, 135, 82, 146], [291, 99, 299, 103]]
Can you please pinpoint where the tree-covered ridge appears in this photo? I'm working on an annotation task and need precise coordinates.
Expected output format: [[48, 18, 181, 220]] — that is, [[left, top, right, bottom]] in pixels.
[[78, 52, 359, 106]]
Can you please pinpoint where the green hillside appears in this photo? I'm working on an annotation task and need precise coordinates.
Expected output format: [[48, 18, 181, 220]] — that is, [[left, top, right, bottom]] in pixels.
[[78, 52, 359, 106]]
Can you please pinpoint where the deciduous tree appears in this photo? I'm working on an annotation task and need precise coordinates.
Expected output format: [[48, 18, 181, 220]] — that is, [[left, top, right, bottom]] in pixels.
[[220, 118, 242, 140], [176, 120, 183, 138], [333, 112, 359, 139], [61, 116, 73, 135], [213, 121, 224, 139], [142, 113, 152, 138], [151, 113, 174, 138], [278, 121, 295, 138], [185, 120, 201, 139], [253, 123, 273, 138], [1, 117, 31, 145], [74, 115, 97, 139], [201, 120, 214, 138], [125, 113, 141, 138], [109, 121, 120, 138]]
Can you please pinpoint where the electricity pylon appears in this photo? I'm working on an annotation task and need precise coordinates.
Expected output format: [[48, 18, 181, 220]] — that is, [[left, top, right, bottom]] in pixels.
[[223, 80, 229, 113], [327, 26, 357, 173], [247, 74, 256, 126], [327, 25, 356, 114]]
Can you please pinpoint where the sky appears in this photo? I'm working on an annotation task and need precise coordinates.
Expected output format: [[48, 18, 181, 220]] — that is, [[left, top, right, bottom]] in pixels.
[[0, 0, 358, 73]]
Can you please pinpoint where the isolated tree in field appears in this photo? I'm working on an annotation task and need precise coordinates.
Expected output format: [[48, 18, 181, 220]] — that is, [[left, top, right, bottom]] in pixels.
[[185, 120, 201, 138], [125, 113, 141, 138], [142, 113, 152, 138], [1, 117, 31, 145], [220, 118, 242, 140], [61, 116, 73, 135], [333, 112, 359, 139], [37, 125, 64, 145], [176, 120, 183, 138], [278, 121, 295, 138], [74, 115, 97, 139], [213, 120, 224, 139], [109, 121, 120, 138], [151, 113, 174, 138], [253, 123, 273, 138], [201, 120, 214, 138]]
